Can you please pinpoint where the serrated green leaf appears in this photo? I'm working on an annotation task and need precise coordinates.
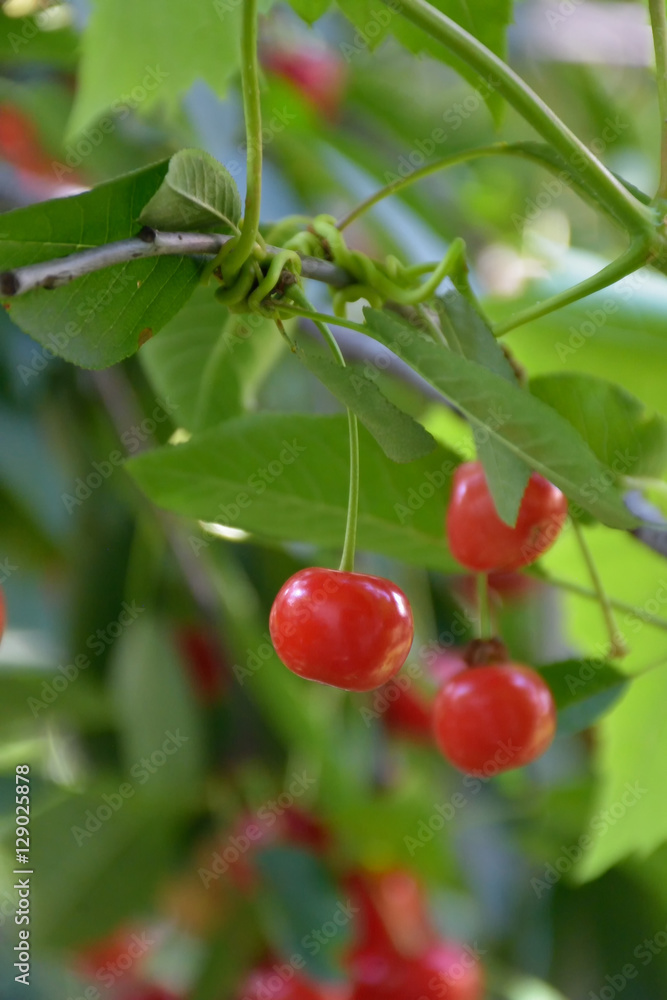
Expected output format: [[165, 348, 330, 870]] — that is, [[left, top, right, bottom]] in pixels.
[[296, 338, 436, 463], [0, 161, 201, 368], [576, 667, 667, 882], [534, 659, 627, 734], [108, 616, 205, 802], [530, 373, 667, 480], [363, 308, 637, 530], [288, 0, 331, 22], [140, 148, 242, 233], [436, 290, 530, 526], [127, 413, 461, 571], [140, 285, 283, 431], [67, 0, 277, 136]]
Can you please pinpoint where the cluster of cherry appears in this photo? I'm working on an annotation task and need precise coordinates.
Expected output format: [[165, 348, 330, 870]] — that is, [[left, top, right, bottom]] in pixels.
[[270, 462, 568, 776]]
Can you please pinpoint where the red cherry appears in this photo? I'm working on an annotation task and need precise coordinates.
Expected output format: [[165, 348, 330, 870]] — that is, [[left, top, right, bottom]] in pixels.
[[350, 943, 483, 1000], [175, 624, 227, 700], [382, 684, 433, 742], [270, 568, 414, 692], [263, 47, 347, 118], [446, 462, 568, 572], [427, 648, 468, 686], [433, 662, 556, 776]]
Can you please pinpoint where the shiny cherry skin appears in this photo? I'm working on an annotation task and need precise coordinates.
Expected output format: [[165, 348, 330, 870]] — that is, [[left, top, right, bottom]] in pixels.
[[433, 662, 556, 776], [446, 462, 568, 572], [270, 568, 414, 692]]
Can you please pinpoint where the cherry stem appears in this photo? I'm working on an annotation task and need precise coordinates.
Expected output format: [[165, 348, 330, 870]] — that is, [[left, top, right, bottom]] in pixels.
[[649, 0, 667, 200], [222, 0, 263, 276], [287, 286, 360, 573], [476, 573, 491, 638], [531, 571, 667, 632], [571, 518, 629, 659]]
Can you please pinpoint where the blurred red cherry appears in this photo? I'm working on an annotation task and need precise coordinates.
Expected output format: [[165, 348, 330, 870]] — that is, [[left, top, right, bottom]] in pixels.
[[0, 103, 54, 177], [263, 47, 347, 119], [427, 648, 468, 687], [176, 624, 227, 700], [382, 683, 433, 742], [238, 968, 336, 1000]]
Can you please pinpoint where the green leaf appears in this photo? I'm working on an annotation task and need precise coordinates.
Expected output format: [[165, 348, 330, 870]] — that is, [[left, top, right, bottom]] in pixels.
[[0, 161, 201, 368], [108, 616, 205, 802], [140, 286, 283, 431], [67, 0, 276, 136], [436, 290, 530, 526], [255, 847, 351, 979], [127, 413, 461, 571], [340, 0, 513, 124], [363, 308, 636, 529], [0, 10, 78, 68], [288, 0, 331, 22], [139, 148, 242, 233], [32, 791, 181, 948], [296, 338, 436, 463], [534, 659, 628, 734], [530, 373, 667, 480], [576, 667, 667, 882]]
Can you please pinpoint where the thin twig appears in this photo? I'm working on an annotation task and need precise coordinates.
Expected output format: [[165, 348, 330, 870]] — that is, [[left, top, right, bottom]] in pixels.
[[0, 226, 351, 298]]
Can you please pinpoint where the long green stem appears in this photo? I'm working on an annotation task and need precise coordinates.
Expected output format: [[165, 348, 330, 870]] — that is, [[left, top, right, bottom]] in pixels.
[[288, 287, 360, 573], [493, 238, 651, 336], [649, 0, 667, 200], [536, 572, 667, 633], [276, 303, 370, 336], [224, 0, 263, 276], [337, 142, 589, 232], [381, 0, 653, 236], [571, 519, 628, 658]]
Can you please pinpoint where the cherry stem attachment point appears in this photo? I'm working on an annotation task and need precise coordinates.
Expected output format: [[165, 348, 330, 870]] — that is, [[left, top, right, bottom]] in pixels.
[[571, 518, 628, 659], [287, 286, 360, 574]]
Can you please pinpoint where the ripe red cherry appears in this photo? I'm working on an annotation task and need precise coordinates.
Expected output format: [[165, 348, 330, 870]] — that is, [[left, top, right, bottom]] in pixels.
[[350, 943, 483, 1000], [433, 662, 556, 776], [270, 568, 414, 692], [446, 462, 568, 572]]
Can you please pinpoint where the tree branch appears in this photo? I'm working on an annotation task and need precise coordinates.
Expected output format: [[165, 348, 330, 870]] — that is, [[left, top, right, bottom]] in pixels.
[[0, 226, 351, 298]]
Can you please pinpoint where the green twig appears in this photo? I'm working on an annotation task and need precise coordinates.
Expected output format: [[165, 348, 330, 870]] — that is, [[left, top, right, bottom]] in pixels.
[[649, 0, 667, 200], [223, 0, 263, 276], [571, 519, 629, 658], [492, 239, 651, 337], [476, 573, 491, 638], [287, 287, 360, 573], [381, 0, 653, 236]]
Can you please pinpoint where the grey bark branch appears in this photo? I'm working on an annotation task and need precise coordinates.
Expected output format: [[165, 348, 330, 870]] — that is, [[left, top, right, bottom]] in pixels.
[[0, 227, 351, 298]]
